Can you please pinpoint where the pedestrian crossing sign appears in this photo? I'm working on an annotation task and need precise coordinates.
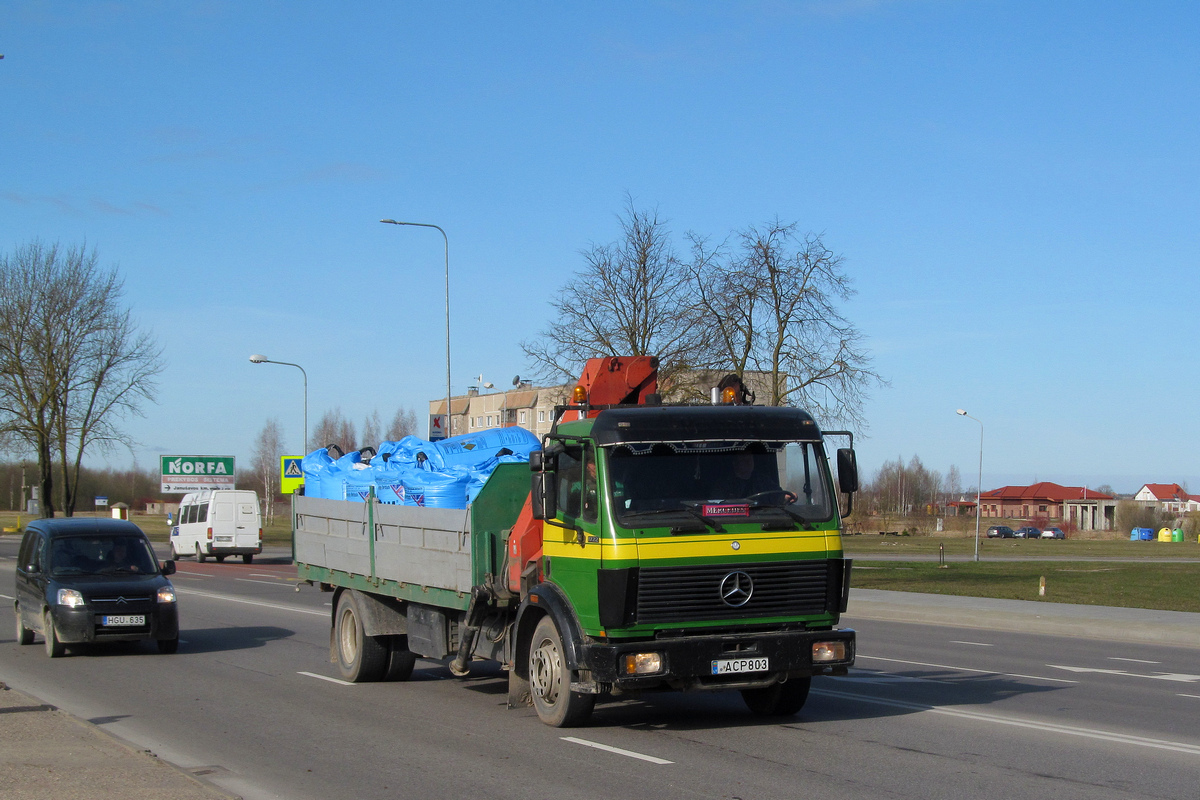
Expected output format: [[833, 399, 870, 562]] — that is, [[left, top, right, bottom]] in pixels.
[[280, 456, 304, 494]]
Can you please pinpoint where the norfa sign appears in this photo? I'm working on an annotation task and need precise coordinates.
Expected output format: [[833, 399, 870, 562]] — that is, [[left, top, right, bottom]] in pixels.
[[160, 455, 236, 493]]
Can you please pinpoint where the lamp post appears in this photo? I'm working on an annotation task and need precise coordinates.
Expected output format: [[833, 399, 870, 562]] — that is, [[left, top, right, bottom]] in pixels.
[[380, 218, 451, 437], [956, 409, 983, 562], [250, 355, 308, 454]]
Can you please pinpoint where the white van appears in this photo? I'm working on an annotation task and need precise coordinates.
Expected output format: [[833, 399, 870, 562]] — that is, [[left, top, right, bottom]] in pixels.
[[170, 490, 263, 563]]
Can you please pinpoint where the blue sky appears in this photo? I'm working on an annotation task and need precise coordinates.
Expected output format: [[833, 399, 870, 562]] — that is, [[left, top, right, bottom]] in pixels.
[[2, 1, 1198, 494]]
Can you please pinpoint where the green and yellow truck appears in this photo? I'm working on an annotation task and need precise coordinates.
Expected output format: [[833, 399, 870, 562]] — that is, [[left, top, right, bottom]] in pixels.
[[294, 356, 858, 727]]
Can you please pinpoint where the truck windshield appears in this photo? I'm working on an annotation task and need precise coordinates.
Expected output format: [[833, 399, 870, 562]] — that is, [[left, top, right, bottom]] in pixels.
[[605, 440, 834, 527]]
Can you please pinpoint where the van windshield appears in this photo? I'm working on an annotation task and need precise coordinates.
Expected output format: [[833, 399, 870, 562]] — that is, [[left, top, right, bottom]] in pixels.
[[48, 535, 158, 576], [605, 440, 835, 528]]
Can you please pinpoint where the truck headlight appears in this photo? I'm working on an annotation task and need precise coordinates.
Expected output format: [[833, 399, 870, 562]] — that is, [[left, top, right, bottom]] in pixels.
[[157, 586, 177, 604], [57, 588, 85, 608], [622, 652, 663, 675], [813, 641, 846, 662]]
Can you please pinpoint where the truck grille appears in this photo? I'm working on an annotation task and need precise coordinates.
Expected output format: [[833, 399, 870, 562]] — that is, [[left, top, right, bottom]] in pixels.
[[635, 561, 830, 623]]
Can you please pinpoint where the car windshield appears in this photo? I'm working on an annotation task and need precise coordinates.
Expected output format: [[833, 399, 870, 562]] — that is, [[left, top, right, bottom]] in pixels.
[[48, 535, 158, 576], [605, 440, 835, 528]]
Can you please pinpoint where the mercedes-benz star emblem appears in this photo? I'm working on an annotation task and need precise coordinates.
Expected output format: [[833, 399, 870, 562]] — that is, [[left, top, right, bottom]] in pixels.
[[719, 571, 754, 607]]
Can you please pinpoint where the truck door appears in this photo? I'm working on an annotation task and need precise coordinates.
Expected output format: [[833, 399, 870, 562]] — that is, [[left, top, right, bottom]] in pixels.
[[543, 443, 603, 622]]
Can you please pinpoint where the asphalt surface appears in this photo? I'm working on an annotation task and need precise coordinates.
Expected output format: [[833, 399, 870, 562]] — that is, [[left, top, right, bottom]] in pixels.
[[3, 571, 1198, 799]]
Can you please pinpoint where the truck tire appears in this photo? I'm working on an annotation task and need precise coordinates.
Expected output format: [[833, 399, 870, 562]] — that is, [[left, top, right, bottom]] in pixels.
[[741, 676, 811, 716], [334, 592, 387, 682], [384, 635, 417, 682], [43, 611, 65, 658], [15, 607, 34, 645], [195, 544, 207, 563], [528, 616, 595, 727]]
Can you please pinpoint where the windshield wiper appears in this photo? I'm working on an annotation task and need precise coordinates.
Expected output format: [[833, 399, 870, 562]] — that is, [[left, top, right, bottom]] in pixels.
[[746, 500, 816, 530], [622, 506, 724, 533]]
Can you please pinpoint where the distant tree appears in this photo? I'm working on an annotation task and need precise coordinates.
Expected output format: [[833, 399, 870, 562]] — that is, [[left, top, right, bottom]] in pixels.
[[1094, 484, 1115, 497], [945, 465, 963, 500], [386, 407, 418, 441], [689, 221, 882, 424], [251, 419, 284, 523], [312, 408, 355, 454], [521, 196, 709, 393], [0, 241, 163, 516], [1115, 500, 1165, 533], [361, 410, 382, 448]]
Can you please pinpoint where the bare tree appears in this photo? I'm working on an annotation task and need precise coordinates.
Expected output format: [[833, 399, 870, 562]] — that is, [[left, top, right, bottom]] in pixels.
[[690, 221, 882, 425], [386, 407, 418, 441], [521, 196, 709, 393], [251, 419, 284, 523], [945, 464, 963, 500], [312, 408, 355, 454], [0, 241, 163, 516], [361, 410, 382, 449]]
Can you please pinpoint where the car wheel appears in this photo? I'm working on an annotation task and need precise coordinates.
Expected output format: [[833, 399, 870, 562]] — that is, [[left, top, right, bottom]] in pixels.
[[242, 554, 253, 564], [742, 677, 811, 716], [528, 616, 595, 727], [195, 544, 207, 563], [43, 611, 65, 658], [157, 636, 179, 654], [15, 607, 34, 646], [334, 592, 387, 682]]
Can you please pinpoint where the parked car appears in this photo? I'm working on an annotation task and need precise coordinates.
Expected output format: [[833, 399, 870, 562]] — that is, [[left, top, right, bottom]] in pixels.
[[985, 525, 1015, 538], [1041, 527, 1065, 539], [14, 518, 179, 658], [1014, 526, 1042, 539]]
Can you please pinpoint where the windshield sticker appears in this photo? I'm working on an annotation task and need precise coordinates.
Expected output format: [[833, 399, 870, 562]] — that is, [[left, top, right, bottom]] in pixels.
[[702, 504, 750, 517]]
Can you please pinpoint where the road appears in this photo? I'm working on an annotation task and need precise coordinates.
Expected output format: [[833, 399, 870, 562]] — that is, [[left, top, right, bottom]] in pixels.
[[2, 539, 1198, 800]]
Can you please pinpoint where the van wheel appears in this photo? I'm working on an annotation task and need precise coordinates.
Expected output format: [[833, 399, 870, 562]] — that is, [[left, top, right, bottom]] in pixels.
[[528, 616, 595, 727], [15, 607, 34, 645], [334, 592, 387, 682], [195, 544, 207, 563], [742, 677, 811, 716], [242, 554, 253, 564], [43, 611, 65, 658], [157, 636, 179, 654]]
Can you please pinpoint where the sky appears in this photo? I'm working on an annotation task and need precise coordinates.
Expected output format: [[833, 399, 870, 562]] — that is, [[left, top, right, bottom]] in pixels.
[[2, 1, 1198, 495]]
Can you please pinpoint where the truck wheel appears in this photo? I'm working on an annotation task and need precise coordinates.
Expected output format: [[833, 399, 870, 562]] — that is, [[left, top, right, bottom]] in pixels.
[[334, 592, 387, 682], [742, 676, 811, 716], [242, 554, 254, 564], [528, 616, 595, 727], [43, 611, 65, 658], [195, 544, 207, 563], [15, 607, 34, 645], [384, 635, 417, 682]]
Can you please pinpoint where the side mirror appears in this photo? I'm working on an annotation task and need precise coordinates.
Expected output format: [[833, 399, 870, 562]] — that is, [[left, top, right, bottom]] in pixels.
[[529, 451, 544, 472], [836, 448, 859, 494], [530, 472, 557, 520], [161, 560, 176, 576]]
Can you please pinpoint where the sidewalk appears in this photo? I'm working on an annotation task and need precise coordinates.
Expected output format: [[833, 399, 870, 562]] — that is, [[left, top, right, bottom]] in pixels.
[[0, 681, 236, 800], [3, 590, 1197, 800]]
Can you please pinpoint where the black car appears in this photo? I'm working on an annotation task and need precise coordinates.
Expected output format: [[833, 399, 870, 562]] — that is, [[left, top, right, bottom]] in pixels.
[[13, 518, 179, 657], [985, 525, 1015, 538], [1013, 526, 1042, 539]]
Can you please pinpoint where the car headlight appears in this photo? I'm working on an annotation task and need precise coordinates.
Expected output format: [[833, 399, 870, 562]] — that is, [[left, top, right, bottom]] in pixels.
[[157, 585, 177, 604], [57, 588, 86, 608]]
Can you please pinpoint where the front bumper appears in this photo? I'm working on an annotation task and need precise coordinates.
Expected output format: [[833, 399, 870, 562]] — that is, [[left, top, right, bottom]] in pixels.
[[50, 603, 179, 644], [581, 627, 855, 691]]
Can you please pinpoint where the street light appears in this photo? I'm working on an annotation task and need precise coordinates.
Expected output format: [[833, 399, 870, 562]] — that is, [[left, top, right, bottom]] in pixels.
[[250, 355, 308, 454], [956, 409, 983, 562], [380, 218, 451, 437]]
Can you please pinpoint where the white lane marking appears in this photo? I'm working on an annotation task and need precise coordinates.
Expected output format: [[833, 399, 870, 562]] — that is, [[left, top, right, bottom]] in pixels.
[[561, 737, 673, 765], [250, 573, 281, 578], [951, 641, 993, 647], [174, 570, 213, 578], [858, 655, 1078, 684], [1109, 657, 1162, 665], [1049, 665, 1200, 683], [813, 688, 1200, 756], [1179, 694, 1200, 700], [175, 587, 326, 616], [0, 593, 13, 600], [235, 578, 291, 587], [298, 671, 356, 686]]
